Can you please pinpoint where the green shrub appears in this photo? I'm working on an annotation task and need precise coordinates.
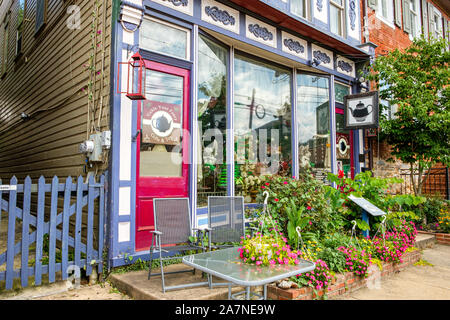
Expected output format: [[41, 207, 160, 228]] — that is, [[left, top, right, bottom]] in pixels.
[[255, 172, 345, 245]]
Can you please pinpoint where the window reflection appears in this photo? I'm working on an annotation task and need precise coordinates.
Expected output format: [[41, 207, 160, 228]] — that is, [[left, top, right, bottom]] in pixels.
[[197, 35, 228, 207], [234, 54, 292, 202], [140, 19, 189, 60], [297, 74, 331, 183]]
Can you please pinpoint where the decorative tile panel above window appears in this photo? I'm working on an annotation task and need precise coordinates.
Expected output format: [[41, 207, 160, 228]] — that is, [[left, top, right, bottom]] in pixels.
[[346, 0, 360, 40], [313, 0, 328, 24], [151, 0, 193, 16], [281, 31, 308, 60], [201, 0, 240, 34], [336, 55, 355, 78], [311, 44, 333, 70], [245, 15, 277, 48]]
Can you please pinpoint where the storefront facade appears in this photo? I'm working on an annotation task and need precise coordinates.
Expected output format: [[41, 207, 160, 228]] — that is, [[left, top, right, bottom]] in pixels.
[[109, 0, 373, 266]]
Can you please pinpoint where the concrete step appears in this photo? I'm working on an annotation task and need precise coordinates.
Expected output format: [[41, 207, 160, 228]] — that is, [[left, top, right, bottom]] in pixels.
[[414, 232, 436, 250], [108, 263, 249, 300]]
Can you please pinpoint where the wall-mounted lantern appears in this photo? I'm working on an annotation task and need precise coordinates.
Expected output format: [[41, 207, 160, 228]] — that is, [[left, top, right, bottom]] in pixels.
[[117, 52, 146, 100]]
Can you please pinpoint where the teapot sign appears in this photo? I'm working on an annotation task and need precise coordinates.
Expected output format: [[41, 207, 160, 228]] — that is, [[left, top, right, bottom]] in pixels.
[[141, 100, 182, 145], [344, 91, 379, 129]]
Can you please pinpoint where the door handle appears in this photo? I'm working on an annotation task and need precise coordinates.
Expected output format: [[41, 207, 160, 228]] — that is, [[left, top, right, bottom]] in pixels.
[[132, 129, 141, 142]]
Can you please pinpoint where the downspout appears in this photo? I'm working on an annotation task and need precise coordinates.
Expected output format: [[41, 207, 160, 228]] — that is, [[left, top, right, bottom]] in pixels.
[[362, 0, 370, 43]]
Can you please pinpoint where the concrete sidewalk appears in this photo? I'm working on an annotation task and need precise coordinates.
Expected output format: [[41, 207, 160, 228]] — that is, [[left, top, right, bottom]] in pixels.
[[2, 235, 449, 300], [335, 244, 450, 300]]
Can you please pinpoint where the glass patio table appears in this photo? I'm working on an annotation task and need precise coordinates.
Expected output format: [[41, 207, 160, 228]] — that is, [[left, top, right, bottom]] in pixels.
[[182, 247, 316, 300]]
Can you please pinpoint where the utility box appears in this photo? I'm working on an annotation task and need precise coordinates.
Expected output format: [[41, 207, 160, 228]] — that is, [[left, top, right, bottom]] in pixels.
[[88, 133, 103, 162], [101, 130, 111, 149], [79, 131, 111, 162]]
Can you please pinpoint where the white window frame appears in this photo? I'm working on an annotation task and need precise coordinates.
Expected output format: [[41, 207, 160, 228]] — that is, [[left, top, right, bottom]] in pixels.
[[377, 0, 395, 29], [409, 0, 421, 40], [330, 0, 345, 37], [430, 6, 443, 39], [290, 0, 310, 21]]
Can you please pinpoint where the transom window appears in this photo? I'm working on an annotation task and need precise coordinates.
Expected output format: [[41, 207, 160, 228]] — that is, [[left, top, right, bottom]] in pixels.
[[140, 18, 190, 60]]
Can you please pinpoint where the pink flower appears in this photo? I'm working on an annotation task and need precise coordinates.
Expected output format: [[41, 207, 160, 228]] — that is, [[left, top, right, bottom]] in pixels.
[[284, 181, 288, 184], [307, 206, 312, 210]]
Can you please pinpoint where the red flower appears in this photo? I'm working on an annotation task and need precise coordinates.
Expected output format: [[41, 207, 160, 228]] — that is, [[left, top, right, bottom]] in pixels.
[[338, 170, 345, 179], [261, 186, 265, 189], [265, 182, 270, 186], [274, 198, 279, 202], [307, 206, 312, 210]]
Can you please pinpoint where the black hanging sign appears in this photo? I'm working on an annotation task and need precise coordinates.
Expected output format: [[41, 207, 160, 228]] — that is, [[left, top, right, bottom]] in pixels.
[[344, 91, 379, 129]]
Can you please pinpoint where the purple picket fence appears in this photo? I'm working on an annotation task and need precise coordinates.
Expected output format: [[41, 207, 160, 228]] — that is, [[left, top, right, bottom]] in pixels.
[[0, 175, 105, 291]]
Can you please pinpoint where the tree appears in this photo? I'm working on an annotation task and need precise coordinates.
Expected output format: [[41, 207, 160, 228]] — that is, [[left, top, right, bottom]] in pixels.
[[368, 36, 450, 196]]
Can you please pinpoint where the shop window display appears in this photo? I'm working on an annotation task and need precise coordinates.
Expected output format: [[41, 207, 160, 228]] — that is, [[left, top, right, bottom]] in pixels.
[[297, 74, 331, 183], [234, 54, 292, 202], [196, 35, 228, 207]]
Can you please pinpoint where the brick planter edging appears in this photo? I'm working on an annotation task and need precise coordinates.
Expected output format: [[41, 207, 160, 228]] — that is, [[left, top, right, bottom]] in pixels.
[[267, 249, 421, 300], [417, 230, 450, 246]]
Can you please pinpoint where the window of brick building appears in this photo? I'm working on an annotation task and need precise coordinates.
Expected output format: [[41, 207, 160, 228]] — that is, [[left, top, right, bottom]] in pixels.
[[377, 0, 395, 28]]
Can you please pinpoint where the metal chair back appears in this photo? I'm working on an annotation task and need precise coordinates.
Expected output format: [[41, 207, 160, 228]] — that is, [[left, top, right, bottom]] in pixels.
[[153, 198, 192, 246], [207, 196, 245, 244]]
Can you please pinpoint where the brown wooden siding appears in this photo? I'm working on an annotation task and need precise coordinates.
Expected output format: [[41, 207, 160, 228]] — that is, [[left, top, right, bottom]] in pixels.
[[0, 0, 112, 180]]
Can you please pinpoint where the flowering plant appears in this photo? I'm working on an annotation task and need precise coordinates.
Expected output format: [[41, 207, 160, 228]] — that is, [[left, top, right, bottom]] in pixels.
[[238, 232, 301, 266], [438, 207, 450, 233], [292, 259, 334, 297], [337, 246, 371, 278]]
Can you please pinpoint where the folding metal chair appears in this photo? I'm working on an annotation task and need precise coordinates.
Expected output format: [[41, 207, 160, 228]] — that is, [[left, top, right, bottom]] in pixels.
[[206, 196, 245, 287], [148, 198, 210, 293]]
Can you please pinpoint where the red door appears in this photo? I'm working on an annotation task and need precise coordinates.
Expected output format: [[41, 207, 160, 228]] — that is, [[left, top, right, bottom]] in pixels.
[[336, 107, 354, 179], [136, 61, 190, 251]]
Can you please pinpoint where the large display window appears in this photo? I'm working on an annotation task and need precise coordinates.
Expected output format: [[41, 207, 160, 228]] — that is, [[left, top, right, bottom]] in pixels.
[[196, 35, 228, 207], [234, 53, 292, 202], [297, 74, 331, 183]]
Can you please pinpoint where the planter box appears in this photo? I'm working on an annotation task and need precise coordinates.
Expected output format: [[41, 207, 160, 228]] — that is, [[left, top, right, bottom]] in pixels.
[[267, 249, 421, 300], [418, 230, 450, 246]]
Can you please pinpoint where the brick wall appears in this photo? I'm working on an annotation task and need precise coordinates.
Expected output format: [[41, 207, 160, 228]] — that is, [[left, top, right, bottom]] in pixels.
[[267, 249, 421, 300], [418, 231, 450, 245]]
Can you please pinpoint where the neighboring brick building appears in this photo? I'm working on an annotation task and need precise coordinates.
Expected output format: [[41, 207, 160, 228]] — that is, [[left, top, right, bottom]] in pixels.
[[360, 0, 449, 197]]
